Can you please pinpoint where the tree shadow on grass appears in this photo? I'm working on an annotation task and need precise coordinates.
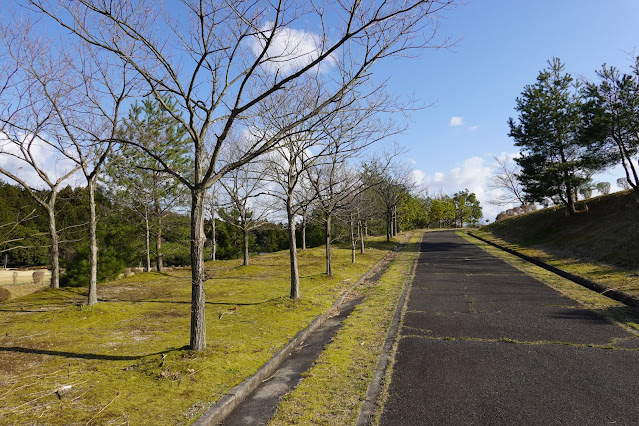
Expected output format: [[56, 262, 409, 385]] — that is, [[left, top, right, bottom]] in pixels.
[[93, 297, 286, 306], [0, 345, 188, 361]]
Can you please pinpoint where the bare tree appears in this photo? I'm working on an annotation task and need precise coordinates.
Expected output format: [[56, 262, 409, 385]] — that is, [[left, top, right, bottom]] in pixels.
[[366, 146, 414, 241], [488, 154, 530, 209], [0, 14, 138, 303], [219, 143, 275, 266], [0, 22, 81, 289], [261, 79, 337, 298], [26, 0, 457, 350], [205, 184, 219, 262]]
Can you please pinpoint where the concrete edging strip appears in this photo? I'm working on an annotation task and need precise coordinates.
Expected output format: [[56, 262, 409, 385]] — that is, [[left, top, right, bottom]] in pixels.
[[467, 231, 639, 308], [356, 233, 422, 426], [193, 245, 401, 425]]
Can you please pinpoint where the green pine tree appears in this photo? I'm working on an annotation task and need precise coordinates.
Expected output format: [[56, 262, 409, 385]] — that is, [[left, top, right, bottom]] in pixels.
[[508, 58, 601, 215]]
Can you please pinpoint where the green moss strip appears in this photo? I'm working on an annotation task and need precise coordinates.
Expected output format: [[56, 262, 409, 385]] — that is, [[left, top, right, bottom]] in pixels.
[[268, 232, 422, 425]]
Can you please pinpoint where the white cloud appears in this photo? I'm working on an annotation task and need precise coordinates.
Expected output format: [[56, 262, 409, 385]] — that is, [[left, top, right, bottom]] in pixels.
[[469, 125, 479, 132], [0, 132, 82, 189], [449, 116, 464, 127], [410, 169, 425, 186], [248, 22, 335, 74]]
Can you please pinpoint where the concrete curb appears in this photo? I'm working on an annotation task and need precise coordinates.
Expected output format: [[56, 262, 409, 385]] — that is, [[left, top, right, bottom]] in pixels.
[[467, 231, 639, 308], [193, 246, 400, 426], [356, 234, 421, 426]]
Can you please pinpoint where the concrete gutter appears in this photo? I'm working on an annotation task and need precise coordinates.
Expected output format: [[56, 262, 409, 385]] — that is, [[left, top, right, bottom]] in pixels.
[[467, 231, 639, 308], [193, 245, 400, 426]]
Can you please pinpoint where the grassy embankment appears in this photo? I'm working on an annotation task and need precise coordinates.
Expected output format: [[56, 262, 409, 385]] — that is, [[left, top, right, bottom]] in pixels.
[[475, 190, 639, 298], [270, 231, 422, 425], [0, 236, 400, 425]]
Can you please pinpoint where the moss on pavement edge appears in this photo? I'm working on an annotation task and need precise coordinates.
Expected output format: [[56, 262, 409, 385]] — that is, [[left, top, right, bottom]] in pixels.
[[268, 231, 422, 425]]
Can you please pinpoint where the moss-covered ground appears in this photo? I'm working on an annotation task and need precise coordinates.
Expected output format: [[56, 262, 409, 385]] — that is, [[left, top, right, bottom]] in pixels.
[[0, 236, 399, 425], [268, 231, 422, 425]]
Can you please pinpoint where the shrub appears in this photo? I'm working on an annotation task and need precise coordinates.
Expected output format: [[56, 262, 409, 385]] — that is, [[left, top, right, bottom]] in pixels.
[[0, 287, 9, 302], [61, 244, 127, 287], [12, 271, 18, 285], [32, 270, 45, 285]]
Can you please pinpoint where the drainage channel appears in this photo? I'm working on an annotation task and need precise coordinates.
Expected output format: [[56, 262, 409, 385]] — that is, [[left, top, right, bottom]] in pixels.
[[218, 258, 394, 425]]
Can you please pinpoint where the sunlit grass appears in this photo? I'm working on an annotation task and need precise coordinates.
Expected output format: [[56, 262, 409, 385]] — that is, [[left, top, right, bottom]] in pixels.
[[0, 236, 399, 425]]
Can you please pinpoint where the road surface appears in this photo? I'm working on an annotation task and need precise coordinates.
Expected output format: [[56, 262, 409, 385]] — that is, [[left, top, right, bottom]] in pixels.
[[380, 230, 639, 425]]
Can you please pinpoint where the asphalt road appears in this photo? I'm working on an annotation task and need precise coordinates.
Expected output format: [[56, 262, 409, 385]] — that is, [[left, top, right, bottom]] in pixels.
[[380, 230, 639, 426]]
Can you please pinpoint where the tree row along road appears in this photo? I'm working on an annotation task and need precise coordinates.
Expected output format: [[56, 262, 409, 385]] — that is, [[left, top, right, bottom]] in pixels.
[[380, 230, 639, 425]]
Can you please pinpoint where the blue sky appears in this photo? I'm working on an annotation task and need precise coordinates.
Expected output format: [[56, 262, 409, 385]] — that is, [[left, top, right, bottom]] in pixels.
[[2, 1, 638, 221], [378, 0, 639, 219]]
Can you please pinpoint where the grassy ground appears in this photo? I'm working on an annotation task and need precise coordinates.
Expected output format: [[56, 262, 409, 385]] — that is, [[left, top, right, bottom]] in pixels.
[[0, 236, 399, 425], [480, 190, 639, 297], [268, 231, 422, 425], [460, 232, 639, 333]]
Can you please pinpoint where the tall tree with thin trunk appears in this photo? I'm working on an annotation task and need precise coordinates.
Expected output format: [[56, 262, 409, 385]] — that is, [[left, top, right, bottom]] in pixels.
[[0, 22, 81, 289], [219, 144, 275, 267], [487, 154, 530, 209], [28, 0, 458, 350]]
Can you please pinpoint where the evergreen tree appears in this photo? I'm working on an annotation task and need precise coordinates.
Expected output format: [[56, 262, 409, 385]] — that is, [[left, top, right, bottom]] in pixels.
[[109, 96, 191, 272], [583, 57, 639, 190], [508, 58, 601, 215]]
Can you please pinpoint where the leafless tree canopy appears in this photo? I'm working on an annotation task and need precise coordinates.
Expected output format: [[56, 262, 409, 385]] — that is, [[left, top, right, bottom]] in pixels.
[[5, 0, 459, 350]]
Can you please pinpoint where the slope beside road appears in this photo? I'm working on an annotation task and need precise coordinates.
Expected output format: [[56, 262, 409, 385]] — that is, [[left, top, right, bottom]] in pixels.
[[380, 230, 639, 425]]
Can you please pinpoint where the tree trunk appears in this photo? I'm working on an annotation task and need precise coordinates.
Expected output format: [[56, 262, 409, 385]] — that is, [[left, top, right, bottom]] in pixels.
[[565, 183, 577, 215], [243, 227, 249, 266], [392, 205, 398, 236], [211, 218, 216, 261], [155, 206, 164, 272], [325, 214, 332, 276], [189, 188, 207, 351], [301, 212, 307, 251], [46, 204, 60, 289], [358, 220, 365, 254], [349, 213, 355, 264], [144, 210, 151, 272], [87, 179, 98, 306], [287, 201, 300, 299], [386, 216, 391, 242]]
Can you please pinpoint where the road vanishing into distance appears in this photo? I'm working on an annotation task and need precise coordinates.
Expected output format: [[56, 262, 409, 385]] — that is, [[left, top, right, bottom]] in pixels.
[[380, 230, 639, 426]]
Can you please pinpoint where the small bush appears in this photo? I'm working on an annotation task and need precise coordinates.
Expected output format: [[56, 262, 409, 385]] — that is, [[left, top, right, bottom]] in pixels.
[[61, 244, 127, 287], [12, 271, 18, 285], [0, 287, 10, 302], [32, 270, 45, 285]]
